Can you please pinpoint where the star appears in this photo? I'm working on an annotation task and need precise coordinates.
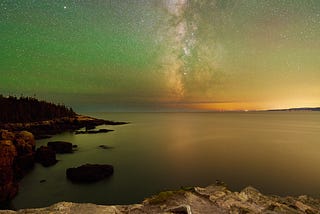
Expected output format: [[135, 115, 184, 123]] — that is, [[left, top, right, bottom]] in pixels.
[[1, 0, 320, 111]]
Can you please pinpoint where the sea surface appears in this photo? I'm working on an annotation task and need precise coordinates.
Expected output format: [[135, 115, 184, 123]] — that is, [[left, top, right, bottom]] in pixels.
[[12, 112, 320, 209]]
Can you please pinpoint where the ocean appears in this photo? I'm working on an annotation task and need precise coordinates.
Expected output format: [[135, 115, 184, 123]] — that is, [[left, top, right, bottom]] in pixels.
[[12, 112, 320, 209]]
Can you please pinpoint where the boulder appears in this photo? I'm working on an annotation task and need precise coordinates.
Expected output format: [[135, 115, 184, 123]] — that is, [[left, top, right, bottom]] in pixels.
[[0, 140, 18, 202], [13, 131, 35, 155], [0, 131, 36, 203], [0, 130, 15, 141], [16, 131, 35, 148], [0, 140, 17, 165], [47, 141, 73, 153], [66, 164, 114, 183], [35, 146, 57, 167]]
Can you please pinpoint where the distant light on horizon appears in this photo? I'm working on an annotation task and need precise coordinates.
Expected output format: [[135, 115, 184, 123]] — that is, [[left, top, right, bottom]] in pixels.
[[1, 0, 320, 111]]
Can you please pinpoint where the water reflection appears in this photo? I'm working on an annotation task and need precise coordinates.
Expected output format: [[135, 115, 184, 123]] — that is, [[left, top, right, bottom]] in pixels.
[[13, 112, 320, 209]]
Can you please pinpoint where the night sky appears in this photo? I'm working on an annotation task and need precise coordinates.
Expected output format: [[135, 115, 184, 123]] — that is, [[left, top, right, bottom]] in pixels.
[[1, 0, 320, 111]]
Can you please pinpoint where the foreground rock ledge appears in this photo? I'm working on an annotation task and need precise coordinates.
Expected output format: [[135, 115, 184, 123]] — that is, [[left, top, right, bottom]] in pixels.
[[2, 185, 320, 213]]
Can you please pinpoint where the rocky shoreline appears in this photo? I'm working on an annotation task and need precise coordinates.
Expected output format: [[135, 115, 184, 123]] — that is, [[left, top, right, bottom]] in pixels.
[[0, 115, 127, 140], [0, 130, 35, 207], [1, 184, 319, 213], [0, 115, 127, 208], [1, 116, 320, 213]]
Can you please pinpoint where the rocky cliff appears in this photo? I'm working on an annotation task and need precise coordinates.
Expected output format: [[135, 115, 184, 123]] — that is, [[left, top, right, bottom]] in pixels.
[[0, 130, 35, 204], [1, 185, 319, 213]]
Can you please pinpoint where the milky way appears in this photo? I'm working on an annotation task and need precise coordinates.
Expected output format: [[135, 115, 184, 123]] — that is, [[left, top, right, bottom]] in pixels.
[[1, 0, 320, 111], [159, 0, 222, 102], [162, 0, 190, 98]]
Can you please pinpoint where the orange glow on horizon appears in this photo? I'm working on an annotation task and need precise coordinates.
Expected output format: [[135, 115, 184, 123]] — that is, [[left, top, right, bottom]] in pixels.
[[163, 100, 320, 112], [188, 102, 265, 111]]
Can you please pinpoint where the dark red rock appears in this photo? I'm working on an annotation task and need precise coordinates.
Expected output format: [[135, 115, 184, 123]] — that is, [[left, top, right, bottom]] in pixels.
[[47, 141, 73, 153], [0, 139, 19, 202], [0, 130, 15, 141], [66, 164, 114, 183], [14, 153, 35, 179], [35, 146, 57, 167], [12, 131, 35, 156]]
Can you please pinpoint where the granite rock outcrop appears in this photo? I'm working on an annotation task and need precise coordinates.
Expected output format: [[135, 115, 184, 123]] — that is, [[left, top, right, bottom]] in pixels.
[[0, 130, 35, 203], [1, 185, 320, 213], [35, 146, 57, 167]]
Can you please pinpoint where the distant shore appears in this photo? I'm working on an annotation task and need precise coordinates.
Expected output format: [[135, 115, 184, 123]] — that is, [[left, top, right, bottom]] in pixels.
[[267, 107, 320, 112]]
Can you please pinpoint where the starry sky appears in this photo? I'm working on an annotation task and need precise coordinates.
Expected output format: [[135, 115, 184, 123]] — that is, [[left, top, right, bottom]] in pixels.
[[1, 0, 320, 112]]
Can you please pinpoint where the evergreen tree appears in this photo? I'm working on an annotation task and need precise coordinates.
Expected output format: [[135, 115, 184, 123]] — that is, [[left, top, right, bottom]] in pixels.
[[0, 95, 76, 123]]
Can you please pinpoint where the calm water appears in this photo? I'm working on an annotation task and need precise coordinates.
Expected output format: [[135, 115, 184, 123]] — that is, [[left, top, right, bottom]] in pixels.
[[12, 112, 320, 209]]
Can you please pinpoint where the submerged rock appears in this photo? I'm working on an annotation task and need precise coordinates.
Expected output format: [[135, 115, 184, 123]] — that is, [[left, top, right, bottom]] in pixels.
[[47, 141, 73, 154], [75, 129, 113, 135], [35, 146, 57, 167], [66, 164, 114, 183], [98, 145, 113, 150]]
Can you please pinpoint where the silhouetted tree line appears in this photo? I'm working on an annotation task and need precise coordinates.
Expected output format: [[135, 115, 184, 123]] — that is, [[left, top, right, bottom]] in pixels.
[[0, 95, 76, 123]]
